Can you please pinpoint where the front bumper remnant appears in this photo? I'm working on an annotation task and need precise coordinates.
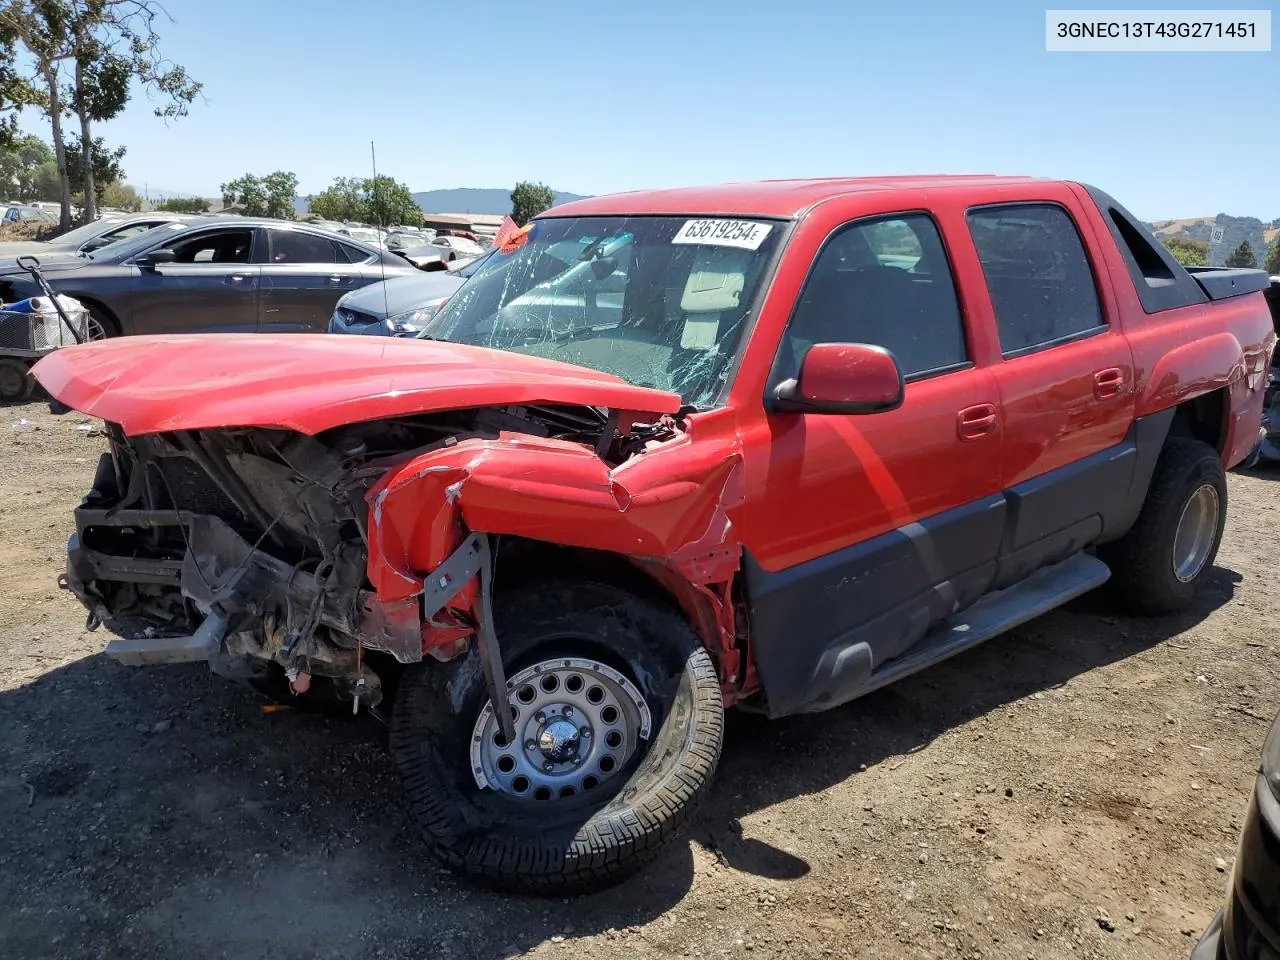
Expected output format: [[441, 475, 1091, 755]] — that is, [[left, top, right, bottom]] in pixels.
[[104, 612, 229, 666]]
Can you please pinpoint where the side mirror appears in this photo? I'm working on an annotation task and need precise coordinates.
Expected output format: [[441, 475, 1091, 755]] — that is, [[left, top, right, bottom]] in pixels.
[[137, 248, 176, 269], [771, 342, 905, 415]]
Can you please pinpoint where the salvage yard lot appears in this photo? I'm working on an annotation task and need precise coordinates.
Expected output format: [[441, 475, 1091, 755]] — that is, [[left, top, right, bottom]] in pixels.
[[1, 400, 1278, 960]]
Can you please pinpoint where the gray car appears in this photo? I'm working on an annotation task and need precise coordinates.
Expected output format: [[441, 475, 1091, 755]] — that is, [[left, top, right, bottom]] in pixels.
[[0, 212, 207, 258], [2, 205, 58, 225], [0, 218, 421, 338], [327, 250, 492, 336]]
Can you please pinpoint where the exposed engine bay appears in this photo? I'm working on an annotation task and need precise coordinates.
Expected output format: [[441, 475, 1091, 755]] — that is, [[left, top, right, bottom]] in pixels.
[[64, 404, 679, 710]]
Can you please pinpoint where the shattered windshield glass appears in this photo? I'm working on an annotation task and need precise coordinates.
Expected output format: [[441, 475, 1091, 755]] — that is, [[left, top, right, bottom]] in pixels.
[[417, 215, 783, 407]]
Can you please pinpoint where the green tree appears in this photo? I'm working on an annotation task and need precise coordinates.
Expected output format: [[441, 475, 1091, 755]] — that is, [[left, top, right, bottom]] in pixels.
[[155, 196, 209, 213], [31, 157, 57, 199], [260, 170, 298, 220], [220, 173, 264, 214], [63, 133, 123, 203], [1, 0, 201, 224], [308, 174, 421, 225], [0, 131, 52, 196], [1265, 239, 1280, 276], [510, 180, 556, 226], [1225, 240, 1258, 269], [1162, 236, 1209, 267], [220, 171, 296, 219], [3, 1, 75, 227], [100, 179, 140, 210], [367, 174, 421, 226], [0, 26, 38, 146], [307, 176, 364, 221]]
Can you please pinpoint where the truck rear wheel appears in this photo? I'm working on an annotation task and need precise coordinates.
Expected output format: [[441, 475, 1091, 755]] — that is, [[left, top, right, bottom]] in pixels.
[[390, 580, 724, 894], [1103, 439, 1227, 614]]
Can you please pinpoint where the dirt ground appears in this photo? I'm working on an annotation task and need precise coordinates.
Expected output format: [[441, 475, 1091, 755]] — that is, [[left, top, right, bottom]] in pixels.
[[1, 399, 1277, 960]]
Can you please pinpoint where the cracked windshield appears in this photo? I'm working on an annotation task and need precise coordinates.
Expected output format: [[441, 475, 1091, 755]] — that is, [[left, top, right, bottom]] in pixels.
[[419, 215, 783, 407]]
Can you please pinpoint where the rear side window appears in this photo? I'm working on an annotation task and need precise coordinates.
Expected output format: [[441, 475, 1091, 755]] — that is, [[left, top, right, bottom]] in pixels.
[[967, 204, 1103, 356], [783, 213, 968, 379], [1082, 185, 1208, 314], [337, 242, 373, 264], [270, 230, 341, 264]]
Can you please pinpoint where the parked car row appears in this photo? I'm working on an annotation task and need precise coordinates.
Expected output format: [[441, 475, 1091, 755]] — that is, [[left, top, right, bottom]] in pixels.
[[3, 204, 59, 225], [0, 208, 499, 345], [0, 211, 211, 258], [27, 177, 1280, 914], [0, 218, 419, 337]]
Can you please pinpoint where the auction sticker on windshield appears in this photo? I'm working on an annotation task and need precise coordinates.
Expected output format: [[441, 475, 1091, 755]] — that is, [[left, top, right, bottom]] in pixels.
[[672, 219, 772, 250]]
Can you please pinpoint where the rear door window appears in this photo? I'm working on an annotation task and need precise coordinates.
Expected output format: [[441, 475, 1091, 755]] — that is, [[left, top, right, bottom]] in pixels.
[[269, 230, 343, 264], [966, 204, 1104, 356]]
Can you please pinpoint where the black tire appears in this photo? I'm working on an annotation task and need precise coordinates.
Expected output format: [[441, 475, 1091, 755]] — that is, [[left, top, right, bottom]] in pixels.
[[1101, 438, 1227, 614], [0, 358, 33, 402], [390, 580, 724, 894]]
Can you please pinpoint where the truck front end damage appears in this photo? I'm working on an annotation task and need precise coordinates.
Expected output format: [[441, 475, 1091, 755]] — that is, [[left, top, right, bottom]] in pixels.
[[62, 402, 751, 713]]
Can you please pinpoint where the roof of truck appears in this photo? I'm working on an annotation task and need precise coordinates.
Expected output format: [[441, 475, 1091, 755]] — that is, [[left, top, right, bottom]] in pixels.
[[545, 176, 1059, 220]]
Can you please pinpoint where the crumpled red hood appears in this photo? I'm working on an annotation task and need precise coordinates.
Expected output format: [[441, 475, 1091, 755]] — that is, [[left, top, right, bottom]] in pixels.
[[32, 334, 683, 435]]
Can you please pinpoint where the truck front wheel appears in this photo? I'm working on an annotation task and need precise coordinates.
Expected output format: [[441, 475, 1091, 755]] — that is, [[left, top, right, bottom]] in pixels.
[[1103, 438, 1228, 614], [390, 580, 724, 894]]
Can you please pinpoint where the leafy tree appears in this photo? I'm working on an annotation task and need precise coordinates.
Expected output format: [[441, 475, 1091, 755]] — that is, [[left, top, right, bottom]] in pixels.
[[261, 170, 298, 220], [308, 174, 421, 225], [0, 25, 39, 145], [155, 196, 209, 213], [63, 133, 123, 203], [510, 180, 556, 226], [31, 157, 57, 199], [2, 0, 201, 224], [4, 1, 75, 227], [220, 171, 297, 220], [1225, 240, 1258, 269], [307, 176, 364, 221], [367, 174, 421, 226], [0, 131, 52, 195], [1162, 236, 1209, 267], [100, 179, 140, 211], [1265, 239, 1280, 276], [220, 173, 264, 214]]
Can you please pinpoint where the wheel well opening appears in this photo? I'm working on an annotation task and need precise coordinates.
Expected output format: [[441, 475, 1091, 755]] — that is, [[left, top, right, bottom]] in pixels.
[[1168, 390, 1226, 453], [493, 537, 689, 619], [68, 296, 120, 336]]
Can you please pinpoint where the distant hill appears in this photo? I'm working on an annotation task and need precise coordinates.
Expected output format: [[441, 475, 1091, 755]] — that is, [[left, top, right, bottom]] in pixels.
[[292, 187, 587, 219], [1149, 215, 1279, 267]]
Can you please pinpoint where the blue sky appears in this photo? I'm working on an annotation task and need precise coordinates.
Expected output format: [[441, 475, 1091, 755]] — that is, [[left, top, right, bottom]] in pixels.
[[19, 0, 1278, 219]]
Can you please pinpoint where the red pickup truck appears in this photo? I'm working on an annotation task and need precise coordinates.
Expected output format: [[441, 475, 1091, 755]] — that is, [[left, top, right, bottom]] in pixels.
[[34, 176, 1277, 893]]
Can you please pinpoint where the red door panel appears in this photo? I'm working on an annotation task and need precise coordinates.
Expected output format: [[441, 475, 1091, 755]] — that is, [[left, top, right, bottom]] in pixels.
[[737, 367, 1002, 572], [996, 331, 1135, 488]]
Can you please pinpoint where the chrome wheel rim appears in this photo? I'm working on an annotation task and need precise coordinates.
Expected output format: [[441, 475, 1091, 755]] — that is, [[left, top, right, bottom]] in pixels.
[[469, 656, 651, 801], [1172, 483, 1219, 583], [86, 315, 107, 341]]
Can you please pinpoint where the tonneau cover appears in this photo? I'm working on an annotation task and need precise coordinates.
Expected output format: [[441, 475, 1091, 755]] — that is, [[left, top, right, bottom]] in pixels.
[[1184, 266, 1271, 302]]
